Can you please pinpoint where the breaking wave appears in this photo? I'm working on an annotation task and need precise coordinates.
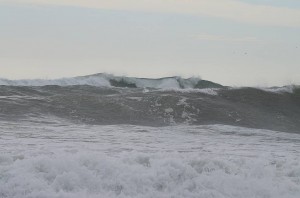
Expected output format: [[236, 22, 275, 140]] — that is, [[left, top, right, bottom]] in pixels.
[[0, 73, 223, 89], [0, 73, 299, 132]]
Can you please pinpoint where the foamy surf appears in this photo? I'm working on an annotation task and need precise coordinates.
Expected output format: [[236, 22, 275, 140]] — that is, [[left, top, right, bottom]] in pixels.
[[0, 119, 300, 198]]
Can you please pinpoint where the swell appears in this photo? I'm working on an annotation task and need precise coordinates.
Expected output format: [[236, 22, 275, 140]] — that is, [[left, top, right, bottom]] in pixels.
[[0, 85, 299, 133]]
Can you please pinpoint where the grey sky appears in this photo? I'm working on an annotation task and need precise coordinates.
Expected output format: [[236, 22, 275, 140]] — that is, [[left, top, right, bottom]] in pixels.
[[0, 0, 299, 86]]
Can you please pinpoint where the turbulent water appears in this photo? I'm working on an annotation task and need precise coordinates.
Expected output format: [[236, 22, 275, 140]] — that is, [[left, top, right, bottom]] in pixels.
[[0, 74, 300, 198]]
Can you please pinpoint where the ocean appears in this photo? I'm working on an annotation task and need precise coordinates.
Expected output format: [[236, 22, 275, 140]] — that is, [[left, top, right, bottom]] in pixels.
[[0, 74, 299, 198]]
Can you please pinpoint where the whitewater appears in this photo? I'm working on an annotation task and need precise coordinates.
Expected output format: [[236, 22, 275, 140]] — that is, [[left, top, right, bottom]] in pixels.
[[0, 74, 300, 198]]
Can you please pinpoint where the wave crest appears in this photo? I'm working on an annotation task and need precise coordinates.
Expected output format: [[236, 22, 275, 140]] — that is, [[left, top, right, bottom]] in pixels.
[[0, 73, 223, 89]]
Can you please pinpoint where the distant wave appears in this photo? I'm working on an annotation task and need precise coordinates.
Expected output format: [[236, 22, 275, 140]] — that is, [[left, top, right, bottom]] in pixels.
[[0, 73, 223, 89], [0, 73, 298, 95]]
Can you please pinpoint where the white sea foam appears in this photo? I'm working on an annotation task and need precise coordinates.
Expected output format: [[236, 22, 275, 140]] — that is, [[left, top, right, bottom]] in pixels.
[[258, 86, 296, 94], [121, 76, 200, 89], [0, 75, 111, 87], [158, 88, 219, 95], [229, 85, 296, 94], [0, 119, 300, 198]]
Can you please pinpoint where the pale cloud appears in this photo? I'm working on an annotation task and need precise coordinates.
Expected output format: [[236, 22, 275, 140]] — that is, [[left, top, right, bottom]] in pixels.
[[2, 0, 300, 27], [193, 33, 257, 42]]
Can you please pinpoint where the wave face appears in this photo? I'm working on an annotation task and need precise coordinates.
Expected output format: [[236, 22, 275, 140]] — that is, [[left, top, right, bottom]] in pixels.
[[0, 74, 299, 133]]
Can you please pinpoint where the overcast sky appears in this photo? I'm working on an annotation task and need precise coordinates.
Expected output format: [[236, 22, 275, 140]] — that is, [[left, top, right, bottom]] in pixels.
[[0, 0, 299, 86]]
